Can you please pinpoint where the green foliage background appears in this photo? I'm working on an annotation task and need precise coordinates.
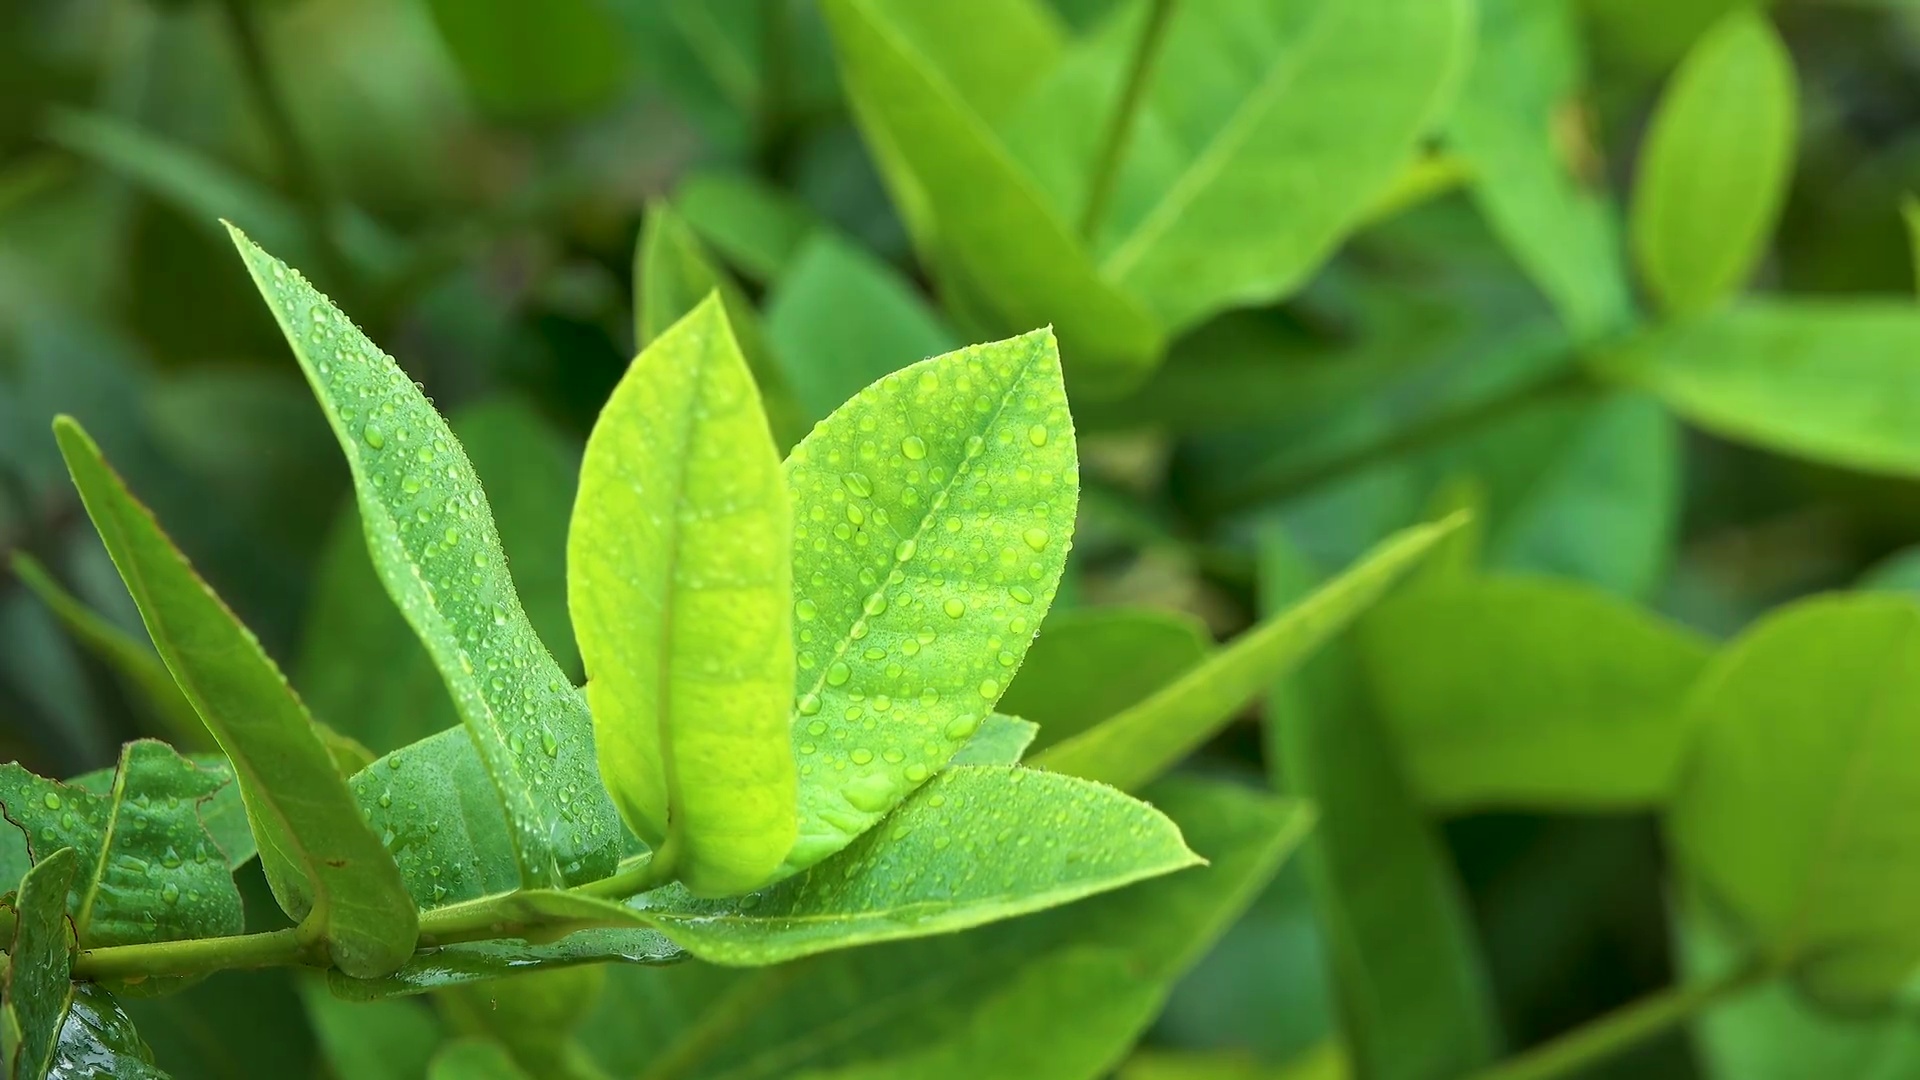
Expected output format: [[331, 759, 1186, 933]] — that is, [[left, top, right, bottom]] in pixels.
[[6, 0, 1920, 1077]]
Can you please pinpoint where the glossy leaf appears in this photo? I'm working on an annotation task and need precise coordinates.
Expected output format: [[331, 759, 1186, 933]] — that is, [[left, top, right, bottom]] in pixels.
[[54, 418, 416, 979], [820, 0, 1164, 391], [1359, 575, 1713, 810], [638, 765, 1196, 966], [328, 926, 682, 1001], [613, 777, 1307, 1079], [1607, 301, 1920, 478], [1097, 0, 1473, 331], [48, 982, 166, 1079], [1037, 515, 1459, 791], [0, 741, 243, 949], [1447, 0, 1632, 338], [1261, 533, 1501, 1080], [64, 756, 255, 874], [637, 204, 808, 451], [767, 232, 957, 424], [949, 713, 1039, 766], [2, 846, 78, 1080], [779, 328, 1077, 873], [996, 606, 1210, 752], [571, 295, 797, 897], [1666, 594, 1920, 1005], [227, 225, 621, 892], [1630, 9, 1797, 316], [349, 726, 521, 910]]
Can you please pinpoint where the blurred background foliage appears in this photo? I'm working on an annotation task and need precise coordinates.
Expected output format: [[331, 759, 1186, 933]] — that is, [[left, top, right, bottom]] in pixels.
[[5, 0, 1920, 1077]]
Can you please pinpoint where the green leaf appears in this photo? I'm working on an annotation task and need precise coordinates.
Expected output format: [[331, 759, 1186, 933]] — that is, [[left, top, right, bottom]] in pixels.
[[1446, 0, 1632, 339], [779, 328, 1077, 873], [439, 966, 604, 1078], [327, 926, 681, 1001], [8, 553, 208, 751], [226, 224, 621, 893], [1036, 516, 1459, 791], [1629, 9, 1797, 317], [1904, 194, 1920, 296], [1606, 301, 1920, 478], [1359, 575, 1713, 811], [611, 777, 1307, 1079], [1260, 532, 1501, 1080], [430, 1039, 535, 1080], [636, 204, 809, 452], [53, 418, 417, 979], [63, 755, 256, 873], [424, 0, 629, 122], [0, 741, 243, 949], [1120, 1045, 1345, 1080], [349, 726, 521, 910], [1096, 0, 1473, 331], [1665, 594, 1920, 1006], [948, 713, 1039, 766], [996, 606, 1210, 752], [637, 765, 1196, 966], [676, 171, 823, 283], [3, 846, 78, 1080], [571, 295, 798, 897], [49, 982, 167, 1079], [767, 232, 957, 425], [301, 981, 442, 1080], [821, 0, 1164, 391]]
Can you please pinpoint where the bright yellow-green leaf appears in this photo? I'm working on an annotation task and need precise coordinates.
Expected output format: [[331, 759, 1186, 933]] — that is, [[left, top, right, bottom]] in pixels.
[[1630, 9, 1797, 316], [570, 296, 798, 898]]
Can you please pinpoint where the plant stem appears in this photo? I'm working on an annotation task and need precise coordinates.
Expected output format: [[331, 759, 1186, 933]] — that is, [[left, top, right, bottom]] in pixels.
[[1466, 963, 1773, 1080], [217, 0, 352, 295], [72, 927, 317, 983], [1079, 0, 1177, 240]]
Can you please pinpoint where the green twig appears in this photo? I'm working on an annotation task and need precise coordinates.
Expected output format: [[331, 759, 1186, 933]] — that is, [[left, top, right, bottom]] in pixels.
[[1466, 962, 1774, 1080], [1079, 0, 1177, 240]]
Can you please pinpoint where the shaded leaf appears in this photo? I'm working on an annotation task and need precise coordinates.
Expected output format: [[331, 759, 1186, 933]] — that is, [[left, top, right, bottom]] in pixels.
[[571, 296, 797, 897], [54, 418, 416, 978], [430, 1039, 534, 1080], [227, 225, 620, 892], [439, 966, 604, 1078], [779, 329, 1077, 873], [49, 982, 167, 1079], [676, 171, 823, 282], [424, 0, 628, 122], [996, 606, 1209, 752], [1630, 9, 1797, 316], [301, 980, 441, 1080], [1037, 516, 1458, 791]]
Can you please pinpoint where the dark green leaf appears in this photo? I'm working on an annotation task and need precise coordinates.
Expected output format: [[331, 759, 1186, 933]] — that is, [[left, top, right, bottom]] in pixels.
[[429, 1039, 534, 1080], [49, 982, 167, 1079], [3, 847, 79, 1080], [424, 0, 629, 122], [996, 606, 1209, 752], [301, 980, 441, 1080]]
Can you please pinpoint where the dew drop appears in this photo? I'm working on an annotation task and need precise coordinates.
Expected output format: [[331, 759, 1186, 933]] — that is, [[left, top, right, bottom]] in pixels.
[[1028, 424, 1048, 447], [1011, 586, 1035, 604], [979, 679, 999, 699], [41, 793, 60, 810], [842, 472, 874, 498], [905, 763, 929, 783], [901, 436, 927, 460], [542, 728, 560, 757], [894, 538, 917, 561], [850, 748, 874, 766], [826, 662, 852, 687], [944, 713, 982, 740], [796, 598, 818, 622], [799, 694, 823, 717], [943, 598, 966, 619], [1023, 527, 1050, 552], [160, 883, 180, 905], [863, 593, 888, 617], [361, 423, 387, 450]]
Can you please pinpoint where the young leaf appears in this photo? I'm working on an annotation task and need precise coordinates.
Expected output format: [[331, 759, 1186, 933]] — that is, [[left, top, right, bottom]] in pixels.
[[779, 328, 1077, 874], [948, 713, 1039, 766], [1630, 9, 1797, 317], [1666, 594, 1920, 1006], [820, 0, 1165, 390], [570, 296, 798, 897], [1606, 301, 1920, 478], [995, 606, 1210, 752], [0, 741, 243, 948], [1097, 0, 1473, 332], [1261, 532, 1502, 1080], [1036, 515, 1459, 791], [2, 846, 79, 1080], [1359, 575, 1713, 811], [54, 417, 418, 978], [226, 225, 621, 892], [1447, 0, 1633, 339], [636, 766, 1196, 965]]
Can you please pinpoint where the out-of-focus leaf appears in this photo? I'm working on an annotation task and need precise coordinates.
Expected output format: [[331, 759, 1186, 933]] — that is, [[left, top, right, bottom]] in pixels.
[[1096, 0, 1473, 332], [9, 552, 207, 749], [2, 846, 78, 1080], [948, 713, 1039, 766], [611, 777, 1307, 1080], [424, 0, 628, 122], [1448, 0, 1632, 338], [55, 418, 416, 978], [1119, 1043, 1347, 1080], [0, 741, 243, 949], [228, 226, 621, 891], [1666, 594, 1920, 1006], [636, 203, 808, 451], [1903, 194, 1920, 295], [677, 171, 823, 282], [301, 980, 441, 1080], [439, 966, 603, 1078], [821, 0, 1164, 392], [125, 969, 315, 1079], [1607, 301, 1920, 478], [1038, 516, 1457, 791], [48, 982, 167, 1079], [430, 1039, 535, 1080], [997, 606, 1209, 752], [571, 296, 797, 897], [777, 330, 1077, 875], [767, 232, 956, 424], [1630, 10, 1796, 316], [636, 766, 1197, 966], [1359, 575, 1713, 811], [1260, 532, 1501, 1080]]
